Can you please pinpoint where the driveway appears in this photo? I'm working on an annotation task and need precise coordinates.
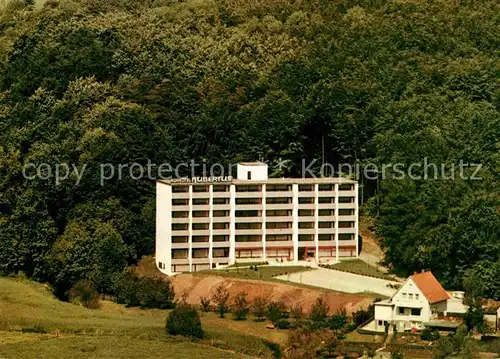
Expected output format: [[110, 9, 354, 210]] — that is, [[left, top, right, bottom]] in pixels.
[[275, 268, 399, 297]]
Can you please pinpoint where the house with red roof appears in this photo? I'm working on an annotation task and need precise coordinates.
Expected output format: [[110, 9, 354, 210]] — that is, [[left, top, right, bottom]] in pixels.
[[374, 271, 467, 332]]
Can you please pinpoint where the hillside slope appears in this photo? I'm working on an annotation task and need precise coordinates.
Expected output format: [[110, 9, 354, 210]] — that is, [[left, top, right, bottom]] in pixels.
[[0, 277, 280, 358]]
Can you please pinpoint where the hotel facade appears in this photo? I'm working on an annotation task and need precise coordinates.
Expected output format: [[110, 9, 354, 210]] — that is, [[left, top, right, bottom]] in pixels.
[[156, 163, 359, 274]]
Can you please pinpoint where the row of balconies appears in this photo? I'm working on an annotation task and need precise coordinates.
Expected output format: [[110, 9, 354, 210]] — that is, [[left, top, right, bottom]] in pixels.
[[169, 227, 355, 236], [170, 239, 357, 252], [172, 215, 356, 224], [172, 191, 357, 199], [170, 206, 356, 217], [171, 184, 355, 193]]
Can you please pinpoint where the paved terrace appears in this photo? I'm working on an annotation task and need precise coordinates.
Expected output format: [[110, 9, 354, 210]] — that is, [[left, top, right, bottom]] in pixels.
[[276, 267, 400, 297]]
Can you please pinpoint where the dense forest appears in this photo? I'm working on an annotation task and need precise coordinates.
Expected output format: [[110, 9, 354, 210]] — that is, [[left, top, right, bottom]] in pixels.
[[0, 0, 498, 299]]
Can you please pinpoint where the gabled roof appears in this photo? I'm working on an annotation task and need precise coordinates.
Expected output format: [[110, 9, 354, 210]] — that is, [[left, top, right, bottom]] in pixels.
[[410, 271, 450, 304]]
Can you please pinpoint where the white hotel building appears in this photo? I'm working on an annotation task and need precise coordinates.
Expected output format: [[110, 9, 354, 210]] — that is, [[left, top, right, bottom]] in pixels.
[[156, 162, 359, 274]]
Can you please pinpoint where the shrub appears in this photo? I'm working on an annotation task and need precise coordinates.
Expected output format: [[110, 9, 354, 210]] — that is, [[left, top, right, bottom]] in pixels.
[[310, 297, 329, 324], [290, 303, 303, 320], [328, 309, 347, 334], [112, 270, 141, 306], [212, 283, 230, 318], [200, 296, 212, 312], [251, 296, 268, 321], [267, 301, 286, 324], [232, 291, 249, 320], [421, 327, 440, 341], [68, 280, 100, 309], [276, 319, 292, 329], [166, 303, 203, 339], [138, 277, 175, 309], [112, 271, 175, 309]]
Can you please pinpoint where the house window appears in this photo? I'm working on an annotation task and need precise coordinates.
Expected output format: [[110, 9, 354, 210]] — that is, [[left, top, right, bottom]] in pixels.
[[415, 294, 419, 300], [402, 293, 407, 299], [398, 307, 405, 315], [409, 293, 414, 300], [378, 320, 383, 326], [411, 308, 421, 316], [159, 262, 163, 269], [247, 171, 251, 180]]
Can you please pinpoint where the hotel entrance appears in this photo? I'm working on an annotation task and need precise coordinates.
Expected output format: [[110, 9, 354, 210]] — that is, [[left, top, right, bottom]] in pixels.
[[298, 247, 316, 260]]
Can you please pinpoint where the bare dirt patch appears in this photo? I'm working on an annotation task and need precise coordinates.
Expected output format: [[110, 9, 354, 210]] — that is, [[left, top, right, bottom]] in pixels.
[[171, 274, 372, 315]]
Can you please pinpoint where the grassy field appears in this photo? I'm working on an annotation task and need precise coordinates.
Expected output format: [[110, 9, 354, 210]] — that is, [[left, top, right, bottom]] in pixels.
[[325, 259, 394, 281], [0, 276, 286, 358]]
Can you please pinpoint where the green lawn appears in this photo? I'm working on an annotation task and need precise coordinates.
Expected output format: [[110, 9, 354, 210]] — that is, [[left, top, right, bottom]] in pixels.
[[0, 276, 283, 358], [325, 259, 394, 280]]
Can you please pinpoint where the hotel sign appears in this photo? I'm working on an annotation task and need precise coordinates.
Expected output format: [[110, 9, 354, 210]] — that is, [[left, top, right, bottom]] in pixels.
[[171, 176, 233, 184]]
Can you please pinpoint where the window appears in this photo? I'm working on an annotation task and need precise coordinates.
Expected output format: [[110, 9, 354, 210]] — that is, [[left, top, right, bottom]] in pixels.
[[411, 308, 421, 316], [236, 185, 261, 192], [192, 235, 209, 243], [172, 211, 188, 218], [338, 209, 354, 216], [299, 197, 314, 204], [298, 184, 313, 191], [236, 197, 261, 205], [415, 294, 419, 300], [318, 234, 334, 241], [192, 223, 209, 230], [172, 198, 188, 206], [267, 184, 291, 192], [378, 320, 383, 326], [266, 234, 292, 241], [236, 210, 261, 217], [236, 222, 262, 230], [338, 221, 354, 228], [213, 210, 229, 217], [172, 185, 188, 193], [266, 210, 291, 217], [213, 222, 229, 229], [266, 197, 292, 204], [235, 235, 261, 242], [402, 293, 407, 299], [409, 293, 414, 300], [213, 185, 229, 192], [172, 223, 188, 231], [299, 234, 314, 241], [318, 184, 334, 191], [192, 248, 208, 258], [318, 197, 334, 204], [213, 235, 229, 242], [338, 233, 354, 240], [192, 210, 209, 218], [298, 222, 314, 229], [193, 185, 208, 192], [318, 209, 334, 216], [159, 261, 163, 269], [192, 198, 209, 205], [267, 222, 292, 229], [172, 236, 188, 243], [298, 209, 314, 216], [247, 171, 251, 180], [318, 222, 334, 228], [172, 249, 188, 259], [213, 248, 229, 258], [338, 196, 355, 203], [398, 307, 405, 315], [213, 197, 229, 204], [339, 184, 354, 191]]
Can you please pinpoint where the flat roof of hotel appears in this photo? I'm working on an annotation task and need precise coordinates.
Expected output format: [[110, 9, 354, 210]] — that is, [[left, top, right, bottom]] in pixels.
[[157, 177, 357, 185]]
